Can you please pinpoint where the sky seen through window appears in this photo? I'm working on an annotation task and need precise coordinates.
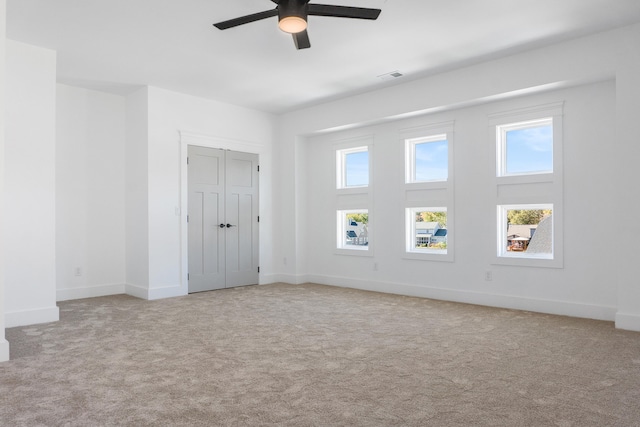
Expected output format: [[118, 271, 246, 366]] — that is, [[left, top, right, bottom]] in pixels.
[[506, 124, 553, 174]]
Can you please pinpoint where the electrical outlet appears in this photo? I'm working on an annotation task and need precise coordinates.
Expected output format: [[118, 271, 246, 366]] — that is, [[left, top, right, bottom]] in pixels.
[[484, 270, 493, 281], [283, 257, 287, 265], [75, 267, 82, 277], [373, 262, 379, 271]]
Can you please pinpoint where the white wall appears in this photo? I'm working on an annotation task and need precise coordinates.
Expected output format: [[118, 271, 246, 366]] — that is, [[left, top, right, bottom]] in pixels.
[[125, 86, 276, 300], [275, 23, 640, 330], [0, 0, 10, 361], [302, 81, 617, 320], [125, 87, 150, 297], [4, 40, 58, 327], [56, 84, 126, 301], [614, 24, 640, 330]]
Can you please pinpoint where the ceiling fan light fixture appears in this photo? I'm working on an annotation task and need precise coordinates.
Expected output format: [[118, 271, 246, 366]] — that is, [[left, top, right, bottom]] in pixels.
[[278, 15, 307, 33], [213, 0, 382, 50]]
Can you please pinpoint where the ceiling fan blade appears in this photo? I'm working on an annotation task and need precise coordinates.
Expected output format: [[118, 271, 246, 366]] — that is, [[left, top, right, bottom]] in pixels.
[[308, 4, 381, 20], [293, 30, 311, 49], [213, 9, 278, 30]]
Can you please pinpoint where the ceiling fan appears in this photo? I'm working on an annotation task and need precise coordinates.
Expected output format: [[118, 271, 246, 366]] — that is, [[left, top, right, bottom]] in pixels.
[[213, 0, 382, 50]]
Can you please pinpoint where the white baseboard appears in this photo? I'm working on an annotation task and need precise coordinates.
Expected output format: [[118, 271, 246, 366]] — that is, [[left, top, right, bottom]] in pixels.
[[259, 274, 278, 285], [125, 283, 187, 300], [301, 274, 617, 323], [147, 284, 187, 300], [0, 339, 9, 362], [5, 305, 60, 328], [261, 273, 305, 285], [615, 312, 640, 332], [57, 283, 126, 301], [125, 283, 149, 300]]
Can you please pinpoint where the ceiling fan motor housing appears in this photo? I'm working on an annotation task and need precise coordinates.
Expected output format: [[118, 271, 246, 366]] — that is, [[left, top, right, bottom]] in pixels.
[[278, 0, 309, 24]]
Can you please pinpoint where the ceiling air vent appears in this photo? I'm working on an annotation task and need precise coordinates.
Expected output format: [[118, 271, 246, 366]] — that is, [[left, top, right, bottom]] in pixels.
[[377, 71, 404, 81]]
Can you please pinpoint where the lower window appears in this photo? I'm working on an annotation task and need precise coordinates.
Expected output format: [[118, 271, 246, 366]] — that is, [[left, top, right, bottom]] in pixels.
[[406, 207, 448, 254], [337, 209, 369, 251], [498, 204, 553, 259]]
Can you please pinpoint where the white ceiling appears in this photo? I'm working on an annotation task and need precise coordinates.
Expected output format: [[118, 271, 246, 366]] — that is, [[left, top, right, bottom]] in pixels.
[[6, 0, 640, 114]]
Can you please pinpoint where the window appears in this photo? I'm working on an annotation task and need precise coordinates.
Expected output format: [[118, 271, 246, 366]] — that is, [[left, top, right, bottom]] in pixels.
[[405, 134, 448, 183], [498, 204, 553, 259], [337, 146, 369, 189], [406, 207, 448, 254], [337, 210, 369, 251], [490, 102, 563, 268], [334, 137, 373, 256], [497, 118, 553, 177], [402, 122, 454, 262]]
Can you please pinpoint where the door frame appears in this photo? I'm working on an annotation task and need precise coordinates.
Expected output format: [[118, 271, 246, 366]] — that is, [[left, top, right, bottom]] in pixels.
[[179, 130, 263, 295]]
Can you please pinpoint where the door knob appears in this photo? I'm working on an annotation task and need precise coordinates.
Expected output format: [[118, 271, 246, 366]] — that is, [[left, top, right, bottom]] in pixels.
[[219, 223, 226, 228], [226, 224, 236, 228]]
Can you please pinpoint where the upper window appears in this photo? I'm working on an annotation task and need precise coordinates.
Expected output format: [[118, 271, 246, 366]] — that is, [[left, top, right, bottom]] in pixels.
[[337, 146, 369, 189], [497, 118, 553, 177], [406, 134, 448, 183]]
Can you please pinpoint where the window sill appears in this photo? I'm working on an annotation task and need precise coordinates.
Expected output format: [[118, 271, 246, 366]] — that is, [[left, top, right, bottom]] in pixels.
[[405, 181, 449, 191], [335, 247, 373, 257], [403, 251, 453, 262], [336, 187, 370, 196], [496, 172, 555, 186], [492, 254, 563, 269]]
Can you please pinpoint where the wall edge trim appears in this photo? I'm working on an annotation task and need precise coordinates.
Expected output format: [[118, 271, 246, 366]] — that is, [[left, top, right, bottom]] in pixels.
[[5, 305, 60, 328]]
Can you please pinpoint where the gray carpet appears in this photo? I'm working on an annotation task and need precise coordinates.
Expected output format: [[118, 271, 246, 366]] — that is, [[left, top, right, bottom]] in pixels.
[[1, 283, 639, 426]]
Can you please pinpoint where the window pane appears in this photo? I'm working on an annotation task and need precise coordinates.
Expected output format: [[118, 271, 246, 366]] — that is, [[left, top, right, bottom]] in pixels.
[[505, 124, 552, 174], [409, 209, 447, 253], [505, 208, 552, 255], [338, 210, 369, 250], [345, 151, 369, 187], [415, 139, 448, 181]]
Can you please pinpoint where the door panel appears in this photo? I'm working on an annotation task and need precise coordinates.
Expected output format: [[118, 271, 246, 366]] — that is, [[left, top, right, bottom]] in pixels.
[[188, 191, 204, 275], [238, 194, 253, 271], [188, 146, 225, 292], [188, 146, 259, 292], [225, 151, 259, 287], [203, 192, 221, 276], [228, 158, 253, 187]]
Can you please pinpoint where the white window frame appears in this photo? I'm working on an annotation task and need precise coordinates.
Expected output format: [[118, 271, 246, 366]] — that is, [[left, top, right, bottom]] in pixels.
[[497, 118, 553, 178], [497, 204, 554, 260], [489, 102, 564, 268], [405, 207, 452, 261], [336, 209, 371, 255], [405, 134, 448, 184], [336, 146, 369, 190], [333, 136, 374, 257], [400, 121, 455, 262]]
